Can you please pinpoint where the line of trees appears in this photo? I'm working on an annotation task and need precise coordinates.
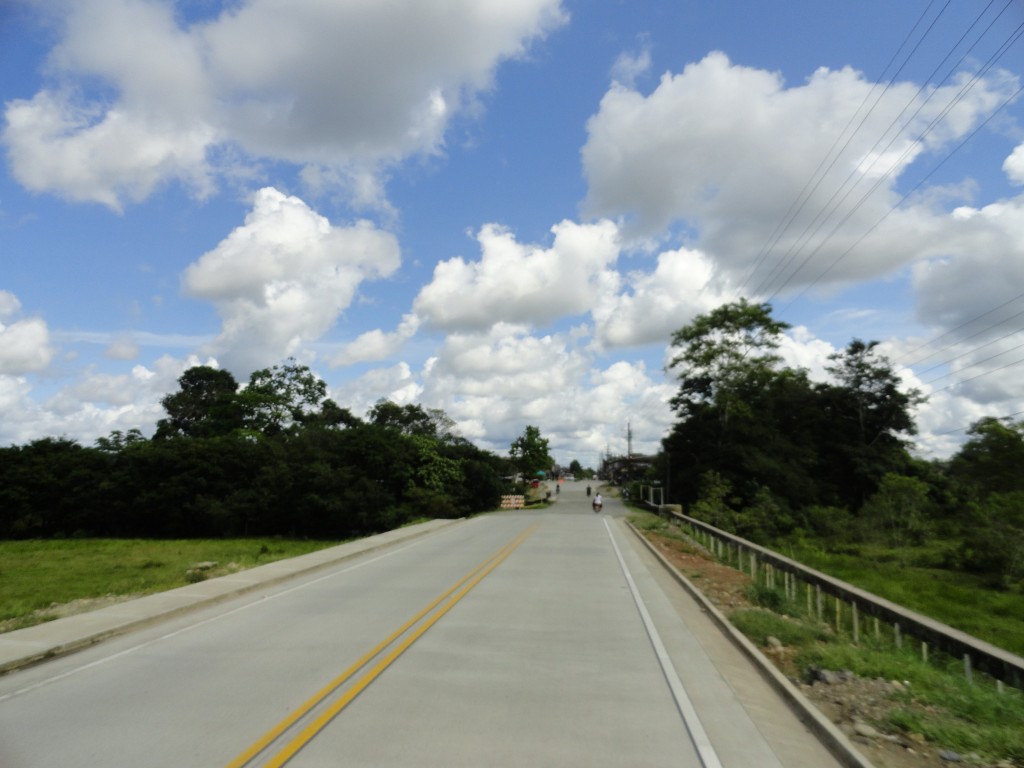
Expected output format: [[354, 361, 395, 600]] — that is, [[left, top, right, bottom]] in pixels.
[[0, 361, 509, 540], [654, 299, 1024, 590]]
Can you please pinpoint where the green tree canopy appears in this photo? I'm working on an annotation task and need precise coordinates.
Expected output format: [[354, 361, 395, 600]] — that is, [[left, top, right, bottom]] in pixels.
[[368, 401, 456, 441], [663, 304, 920, 523], [155, 366, 243, 439], [668, 298, 790, 424], [949, 416, 1024, 498], [240, 359, 328, 436], [510, 425, 551, 477], [817, 339, 923, 507]]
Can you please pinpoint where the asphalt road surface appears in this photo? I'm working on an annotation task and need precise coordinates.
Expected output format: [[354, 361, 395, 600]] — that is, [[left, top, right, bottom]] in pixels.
[[0, 482, 845, 767]]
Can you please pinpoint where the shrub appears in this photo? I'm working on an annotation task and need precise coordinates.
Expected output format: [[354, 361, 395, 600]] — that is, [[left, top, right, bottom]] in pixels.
[[746, 583, 788, 613]]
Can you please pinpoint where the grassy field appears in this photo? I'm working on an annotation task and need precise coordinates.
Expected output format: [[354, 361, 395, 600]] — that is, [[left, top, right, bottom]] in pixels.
[[0, 538, 341, 632], [782, 542, 1024, 657]]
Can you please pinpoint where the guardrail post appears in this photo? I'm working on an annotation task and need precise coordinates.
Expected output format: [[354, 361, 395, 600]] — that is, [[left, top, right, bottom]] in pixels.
[[660, 509, 1024, 692]]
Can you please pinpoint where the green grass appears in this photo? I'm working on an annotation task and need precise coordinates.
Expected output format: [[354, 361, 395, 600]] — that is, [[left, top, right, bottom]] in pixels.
[[642, 518, 1024, 762], [786, 542, 1024, 656], [728, 591, 1024, 762], [796, 640, 1024, 762], [0, 538, 341, 631], [629, 511, 691, 542], [731, 608, 829, 647]]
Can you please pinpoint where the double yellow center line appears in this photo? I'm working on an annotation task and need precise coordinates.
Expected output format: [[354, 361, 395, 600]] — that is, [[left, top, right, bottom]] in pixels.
[[227, 522, 539, 768]]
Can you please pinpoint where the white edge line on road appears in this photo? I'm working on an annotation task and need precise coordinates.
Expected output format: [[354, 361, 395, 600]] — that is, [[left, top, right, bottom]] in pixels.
[[0, 536, 437, 704], [604, 517, 724, 768]]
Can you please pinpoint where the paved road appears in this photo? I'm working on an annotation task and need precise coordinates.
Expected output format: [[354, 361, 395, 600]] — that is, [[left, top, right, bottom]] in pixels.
[[0, 482, 848, 767]]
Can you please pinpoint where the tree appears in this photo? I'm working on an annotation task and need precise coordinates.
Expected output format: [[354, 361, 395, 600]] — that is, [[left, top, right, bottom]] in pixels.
[[668, 298, 790, 425], [948, 417, 1024, 498], [155, 366, 242, 439], [664, 300, 818, 513], [509, 425, 551, 477], [367, 401, 453, 439], [824, 340, 920, 444], [956, 491, 1024, 587], [240, 359, 328, 437], [819, 340, 922, 508], [859, 473, 931, 548], [304, 399, 362, 431], [94, 429, 146, 453]]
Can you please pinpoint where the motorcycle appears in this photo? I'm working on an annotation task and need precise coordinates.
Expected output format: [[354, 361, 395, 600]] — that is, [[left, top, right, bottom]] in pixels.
[[592, 499, 602, 513]]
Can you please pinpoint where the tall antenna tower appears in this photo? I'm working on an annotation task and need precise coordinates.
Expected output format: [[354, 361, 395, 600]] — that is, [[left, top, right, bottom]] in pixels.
[[627, 421, 633, 458]]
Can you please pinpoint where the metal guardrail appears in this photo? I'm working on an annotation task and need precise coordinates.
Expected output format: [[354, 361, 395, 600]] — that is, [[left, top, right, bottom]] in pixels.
[[650, 504, 1024, 690]]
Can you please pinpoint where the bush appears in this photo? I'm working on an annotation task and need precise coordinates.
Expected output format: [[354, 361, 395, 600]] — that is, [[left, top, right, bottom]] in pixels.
[[746, 583, 789, 613], [800, 505, 854, 538], [955, 493, 1024, 588]]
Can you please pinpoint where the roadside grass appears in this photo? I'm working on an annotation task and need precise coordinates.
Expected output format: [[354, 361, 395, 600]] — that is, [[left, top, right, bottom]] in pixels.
[[785, 542, 1024, 657], [629, 511, 691, 542], [730, 586, 1024, 762], [803, 639, 1024, 761], [640, 515, 1024, 763], [0, 538, 341, 632], [720, 585, 1024, 761]]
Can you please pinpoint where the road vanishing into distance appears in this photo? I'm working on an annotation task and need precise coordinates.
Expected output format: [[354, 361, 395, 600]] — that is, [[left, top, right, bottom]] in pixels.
[[0, 483, 847, 767]]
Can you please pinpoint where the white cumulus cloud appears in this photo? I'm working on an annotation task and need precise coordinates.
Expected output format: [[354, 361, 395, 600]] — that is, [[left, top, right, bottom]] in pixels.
[[3, 0, 568, 210], [414, 219, 620, 332], [0, 292, 55, 374], [184, 187, 401, 375], [593, 246, 728, 348], [582, 52, 1020, 293], [1005, 143, 1024, 185]]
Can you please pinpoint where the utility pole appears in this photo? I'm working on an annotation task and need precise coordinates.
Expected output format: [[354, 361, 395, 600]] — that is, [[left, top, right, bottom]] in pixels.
[[626, 421, 633, 458]]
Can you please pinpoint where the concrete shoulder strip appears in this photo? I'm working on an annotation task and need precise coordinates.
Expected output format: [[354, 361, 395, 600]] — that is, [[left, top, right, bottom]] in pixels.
[[626, 522, 876, 768]]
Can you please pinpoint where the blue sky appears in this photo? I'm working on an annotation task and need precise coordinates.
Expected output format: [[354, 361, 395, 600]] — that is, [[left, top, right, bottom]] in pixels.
[[2, 0, 1023, 467]]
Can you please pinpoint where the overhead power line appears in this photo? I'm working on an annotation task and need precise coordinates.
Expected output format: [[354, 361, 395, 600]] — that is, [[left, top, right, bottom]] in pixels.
[[776, 75, 1024, 313], [744, 0, 1009, 298], [932, 408, 1024, 435], [913, 323, 1024, 376], [928, 354, 1024, 394], [767, 16, 1024, 304], [919, 339, 1024, 386], [737, 0, 949, 296], [897, 291, 1024, 365]]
